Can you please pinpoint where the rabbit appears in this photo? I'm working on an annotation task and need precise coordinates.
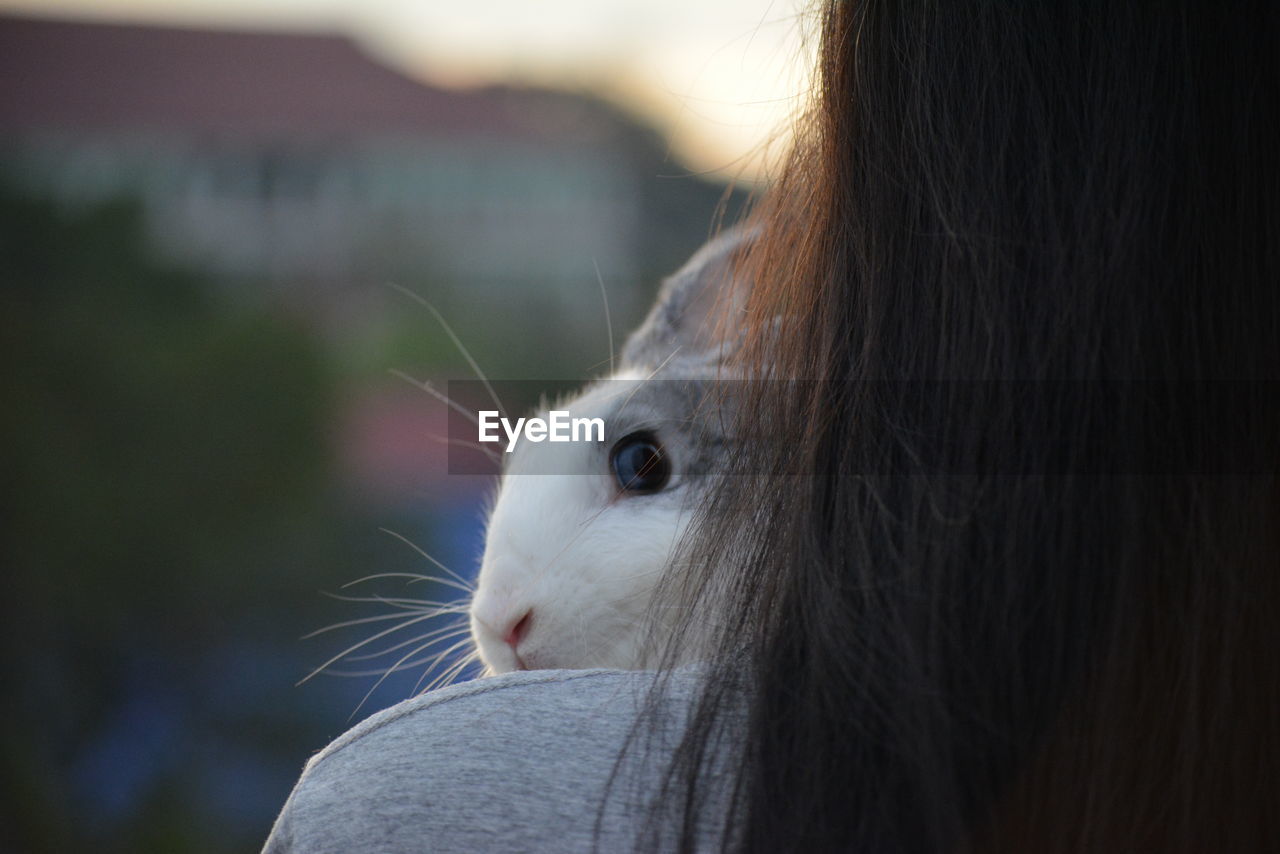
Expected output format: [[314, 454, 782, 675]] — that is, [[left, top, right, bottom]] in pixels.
[[469, 227, 755, 674]]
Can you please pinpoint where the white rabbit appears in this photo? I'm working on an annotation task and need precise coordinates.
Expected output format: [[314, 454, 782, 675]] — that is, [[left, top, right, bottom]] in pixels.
[[469, 227, 754, 674]]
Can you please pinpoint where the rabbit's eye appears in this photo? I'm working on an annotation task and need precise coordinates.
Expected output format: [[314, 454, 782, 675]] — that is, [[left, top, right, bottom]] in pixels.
[[610, 432, 670, 494]]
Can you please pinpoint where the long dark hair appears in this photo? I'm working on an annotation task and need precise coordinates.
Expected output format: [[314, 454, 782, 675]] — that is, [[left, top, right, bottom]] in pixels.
[[647, 3, 1279, 852]]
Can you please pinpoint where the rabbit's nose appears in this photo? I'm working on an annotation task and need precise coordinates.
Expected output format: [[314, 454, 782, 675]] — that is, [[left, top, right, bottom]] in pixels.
[[503, 610, 533, 651], [471, 595, 534, 671]]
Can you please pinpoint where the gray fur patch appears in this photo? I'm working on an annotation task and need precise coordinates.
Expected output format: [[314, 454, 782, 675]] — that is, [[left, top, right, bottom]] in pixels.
[[620, 225, 757, 373]]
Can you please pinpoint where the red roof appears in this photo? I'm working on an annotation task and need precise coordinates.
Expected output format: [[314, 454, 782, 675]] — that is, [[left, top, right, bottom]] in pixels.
[[0, 13, 538, 141]]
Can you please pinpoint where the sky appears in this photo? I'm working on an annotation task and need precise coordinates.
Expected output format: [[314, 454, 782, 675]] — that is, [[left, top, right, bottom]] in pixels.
[[1, 0, 819, 182]]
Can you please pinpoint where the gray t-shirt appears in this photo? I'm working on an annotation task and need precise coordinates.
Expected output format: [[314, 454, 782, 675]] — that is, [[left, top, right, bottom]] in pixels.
[[262, 669, 734, 853]]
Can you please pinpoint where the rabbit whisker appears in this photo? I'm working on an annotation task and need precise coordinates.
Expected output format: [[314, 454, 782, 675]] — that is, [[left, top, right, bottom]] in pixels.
[[348, 628, 473, 721], [388, 369, 484, 427], [342, 623, 473, 663], [320, 591, 463, 612], [423, 432, 503, 464], [342, 571, 465, 589], [422, 647, 482, 694], [412, 637, 479, 695], [386, 283, 508, 419], [303, 607, 459, 639], [593, 256, 615, 377], [297, 611, 439, 686], [378, 527, 476, 592]]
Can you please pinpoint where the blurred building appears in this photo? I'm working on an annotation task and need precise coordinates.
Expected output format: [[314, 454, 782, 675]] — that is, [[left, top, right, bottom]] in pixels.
[[0, 13, 737, 322]]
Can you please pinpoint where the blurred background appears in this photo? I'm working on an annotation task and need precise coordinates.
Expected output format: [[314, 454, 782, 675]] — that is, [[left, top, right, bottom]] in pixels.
[[0, 1, 809, 851]]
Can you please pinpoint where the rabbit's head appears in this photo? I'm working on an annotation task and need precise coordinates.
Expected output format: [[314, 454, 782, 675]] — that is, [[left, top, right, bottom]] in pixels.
[[470, 228, 754, 673]]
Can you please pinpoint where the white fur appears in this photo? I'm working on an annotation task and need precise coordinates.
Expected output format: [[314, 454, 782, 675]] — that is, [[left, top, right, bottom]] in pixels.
[[470, 379, 694, 673]]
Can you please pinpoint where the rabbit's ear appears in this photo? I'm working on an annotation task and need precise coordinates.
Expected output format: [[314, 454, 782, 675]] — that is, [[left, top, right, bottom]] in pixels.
[[621, 225, 757, 371]]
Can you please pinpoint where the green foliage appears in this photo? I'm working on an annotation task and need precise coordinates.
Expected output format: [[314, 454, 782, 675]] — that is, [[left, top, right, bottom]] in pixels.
[[0, 185, 344, 852], [1, 188, 334, 631]]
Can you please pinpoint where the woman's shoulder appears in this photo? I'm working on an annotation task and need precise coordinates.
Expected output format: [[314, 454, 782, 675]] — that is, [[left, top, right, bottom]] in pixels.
[[262, 669, 716, 853]]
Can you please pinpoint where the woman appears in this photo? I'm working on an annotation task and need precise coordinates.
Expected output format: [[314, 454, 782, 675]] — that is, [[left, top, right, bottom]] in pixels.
[[264, 2, 1278, 851]]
